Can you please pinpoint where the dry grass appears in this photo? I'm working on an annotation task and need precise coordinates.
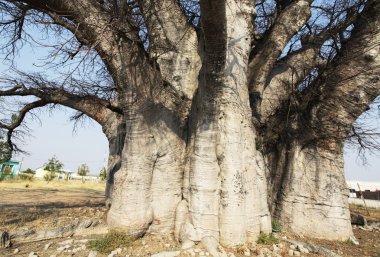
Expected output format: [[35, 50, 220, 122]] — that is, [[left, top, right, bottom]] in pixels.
[[350, 203, 380, 220], [0, 178, 105, 191]]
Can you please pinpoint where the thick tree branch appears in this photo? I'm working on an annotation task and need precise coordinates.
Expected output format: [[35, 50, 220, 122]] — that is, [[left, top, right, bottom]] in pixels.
[[0, 78, 122, 126], [138, 0, 201, 101], [304, 0, 380, 147], [1, 0, 191, 117], [248, 0, 311, 101]]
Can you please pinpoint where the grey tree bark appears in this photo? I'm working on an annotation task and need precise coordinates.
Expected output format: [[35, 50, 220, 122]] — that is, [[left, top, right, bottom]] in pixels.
[[1, 0, 380, 252]]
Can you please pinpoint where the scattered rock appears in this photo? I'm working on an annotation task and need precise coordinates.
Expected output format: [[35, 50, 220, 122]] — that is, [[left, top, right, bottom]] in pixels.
[[351, 214, 367, 226], [244, 248, 250, 256], [294, 250, 301, 256], [78, 220, 93, 229], [57, 244, 71, 253], [151, 251, 181, 257], [13, 248, 20, 254], [28, 252, 39, 257], [290, 245, 296, 250], [59, 239, 74, 245], [288, 250, 294, 256], [44, 243, 52, 250], [76, 239, 89, 244], [0, 231, 11, 248], [88, 250, 98, 257]]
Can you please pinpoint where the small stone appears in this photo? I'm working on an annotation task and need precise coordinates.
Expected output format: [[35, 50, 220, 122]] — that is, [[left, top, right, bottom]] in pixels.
[[228, 253, 236, 257], [288, 250, 294, 256], [205, 252, 210, 256], [115, 248, 122, 254], [44, 243, 52, 250], [290, 245, 296, 250], [78, 220, 93, 229], [294, 250, 301, 256], [13, 248, 20, 254], [142, 240, 146, 245], [108, 253, 116, 257], [165, 244, 171, 248], [81, 245, 87, 250], [151, 251, 181, 257], [28, 252, 38, 257], [278, 243, 284, 248], [76, 239, 89, 243], [88, 251, 98, 257], [194, 248, 201, 253], [199, 251, 205, 256], [59, 239, 74, 245], [244, 249, 251, 256], [145, 245, 149, 248], [349, 236, 359, 245]]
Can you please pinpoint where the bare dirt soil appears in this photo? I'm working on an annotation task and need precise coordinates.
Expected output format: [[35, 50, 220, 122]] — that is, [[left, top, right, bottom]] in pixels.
[[0, 180, 379, 257]]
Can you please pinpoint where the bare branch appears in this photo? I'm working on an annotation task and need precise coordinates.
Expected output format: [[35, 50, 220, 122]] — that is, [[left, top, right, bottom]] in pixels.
[[248, 0, 311, 116]]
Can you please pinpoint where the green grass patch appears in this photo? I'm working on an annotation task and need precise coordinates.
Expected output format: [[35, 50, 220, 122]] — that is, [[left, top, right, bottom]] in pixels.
[[271, 220, 281, 232], [257, 233, 279, 245], [87, 230, 131, 253]]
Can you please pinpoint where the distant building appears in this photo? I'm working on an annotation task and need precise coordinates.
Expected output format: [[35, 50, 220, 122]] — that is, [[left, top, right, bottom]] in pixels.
[[347, 181, 380, 200], [35, 167, 75, 180], [0, 161, 21, 179]]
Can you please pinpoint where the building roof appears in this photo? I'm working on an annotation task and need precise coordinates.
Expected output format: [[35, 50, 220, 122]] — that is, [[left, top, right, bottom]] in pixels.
[[347, 181, 380, 192], [0, 161, 20, 165]]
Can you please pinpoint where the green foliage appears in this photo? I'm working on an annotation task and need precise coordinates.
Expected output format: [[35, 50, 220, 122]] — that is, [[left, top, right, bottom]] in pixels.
[[43, 172, 56, 182], [87, 230, 130, 254], [78, 163, 89, 176], [44, 156, 63, 172], [99, 167, 107, 180], [21, 168, 35, 174], [43, 156, 63, 183], [257, 233, 279, 245], [272, 220, 281, 232], [0, 139, 11, 163], [78, 163, 89, 182]]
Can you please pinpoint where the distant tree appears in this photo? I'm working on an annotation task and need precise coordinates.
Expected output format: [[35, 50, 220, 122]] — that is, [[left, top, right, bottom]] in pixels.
[[99, 167, 106, 181], [77, 164, 89, 183], [21, 168, 35, 174], [43, 156, 63, 183]]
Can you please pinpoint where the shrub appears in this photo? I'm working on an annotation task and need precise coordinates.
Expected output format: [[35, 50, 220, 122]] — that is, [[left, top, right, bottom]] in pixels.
[[87, 230, 130, 253], [272, 220, 281, 232], [257, 233, 279, 245], [18, 173, 33, 181]]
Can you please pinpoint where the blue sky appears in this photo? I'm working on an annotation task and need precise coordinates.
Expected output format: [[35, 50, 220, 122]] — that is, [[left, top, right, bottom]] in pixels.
[[0, 22, 379, 180]]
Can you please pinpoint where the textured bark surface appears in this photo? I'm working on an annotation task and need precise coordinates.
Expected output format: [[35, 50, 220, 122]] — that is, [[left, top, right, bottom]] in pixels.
[[267, 144, 352, 240], [1, 0, 380, 251]]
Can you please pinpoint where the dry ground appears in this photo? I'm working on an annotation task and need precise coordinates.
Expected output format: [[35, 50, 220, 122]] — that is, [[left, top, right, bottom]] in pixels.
[[0, 179, 379, 257]]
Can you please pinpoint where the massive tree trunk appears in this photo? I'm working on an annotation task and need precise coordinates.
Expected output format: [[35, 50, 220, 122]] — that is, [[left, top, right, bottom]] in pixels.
[[267, 143, 352, 240], [3, 0, 380, 252]]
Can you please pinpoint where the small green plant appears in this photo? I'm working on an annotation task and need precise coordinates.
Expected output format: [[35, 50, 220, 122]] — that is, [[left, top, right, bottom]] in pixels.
[[345, 239, 355, 246], [87, 230, 130, 253], [271, 220, 281, 232], [257, 233, 279, 245]]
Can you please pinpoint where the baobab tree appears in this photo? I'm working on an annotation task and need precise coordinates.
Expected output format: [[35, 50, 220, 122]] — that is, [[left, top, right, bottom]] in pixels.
[[0, 0, 379, 252]]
